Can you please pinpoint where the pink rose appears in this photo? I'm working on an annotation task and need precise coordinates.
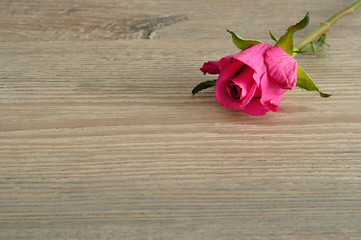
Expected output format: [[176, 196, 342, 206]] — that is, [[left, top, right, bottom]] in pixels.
[[201, 43, 297, 116]]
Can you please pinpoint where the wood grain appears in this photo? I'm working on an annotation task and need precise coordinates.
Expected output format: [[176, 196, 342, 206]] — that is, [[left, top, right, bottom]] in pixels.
[[1, 0, 361, 239]]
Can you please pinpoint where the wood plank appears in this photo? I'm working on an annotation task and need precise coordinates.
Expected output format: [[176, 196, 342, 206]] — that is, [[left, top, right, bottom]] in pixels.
[[1, 0, 360, 41], [1, 0, 361, 239]]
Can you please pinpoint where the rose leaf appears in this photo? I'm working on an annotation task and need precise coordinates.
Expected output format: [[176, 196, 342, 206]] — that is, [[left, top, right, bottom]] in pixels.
[[192, 79, 217, 95], [302, 35, 329, 53]]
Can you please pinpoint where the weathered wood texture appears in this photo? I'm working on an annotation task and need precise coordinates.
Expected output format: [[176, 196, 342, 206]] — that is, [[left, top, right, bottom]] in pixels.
[[1, 0, 361, 239]]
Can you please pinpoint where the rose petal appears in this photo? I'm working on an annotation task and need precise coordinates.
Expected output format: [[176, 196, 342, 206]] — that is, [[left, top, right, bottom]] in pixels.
[[215, 61, 245, 110], [231, 43, 272, 87], [218, 55, 235, 71], [241, 83, 259, 108], [232, 65, 255, 101], [242, 98, 279, 116], [260, 46, 297, 106], [260, 72, 288, 106], [200, 61, 220, 75], [264, 46, 297, 90]]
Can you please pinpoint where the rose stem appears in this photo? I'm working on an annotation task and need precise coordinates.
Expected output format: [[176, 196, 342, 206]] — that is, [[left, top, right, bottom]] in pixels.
[[293, 0, 361, 56]]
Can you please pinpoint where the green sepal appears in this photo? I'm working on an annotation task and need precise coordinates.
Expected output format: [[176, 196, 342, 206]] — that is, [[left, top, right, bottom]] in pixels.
[[276, 12, 310, 55], [302, 35, 329, 53], [192, 79, 217, 95], [293, 50, 307, 54], [296, 66, 331, 98], [227, 30, 262, 50], [269, 31, 278, 42]]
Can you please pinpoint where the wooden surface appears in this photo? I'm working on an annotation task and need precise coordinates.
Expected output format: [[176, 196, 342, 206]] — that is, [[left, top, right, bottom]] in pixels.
[[1, 0, 361, 239]]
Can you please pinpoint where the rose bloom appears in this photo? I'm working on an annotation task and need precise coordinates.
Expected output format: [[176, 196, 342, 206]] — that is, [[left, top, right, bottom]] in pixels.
[[200, 43, 297, 116]]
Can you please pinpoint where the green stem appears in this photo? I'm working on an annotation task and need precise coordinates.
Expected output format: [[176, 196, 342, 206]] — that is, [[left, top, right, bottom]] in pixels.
[[293, 0, 361, 56]]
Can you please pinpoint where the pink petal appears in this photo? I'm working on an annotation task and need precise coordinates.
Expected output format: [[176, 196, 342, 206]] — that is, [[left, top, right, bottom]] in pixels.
[[260, 46, 297, 106], [218, 55, 235, 71], [264, 46, 297, 90], [231, 43, 272, 87], [230, 66, 256, 104], [215, 61, 245, 110], [242, 98, 279, 116], [200, 61, 220, 75], [260, 73, 288, 106]]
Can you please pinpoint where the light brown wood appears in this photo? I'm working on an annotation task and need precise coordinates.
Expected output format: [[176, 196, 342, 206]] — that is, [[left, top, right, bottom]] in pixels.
[[1, 0, 361, 239]]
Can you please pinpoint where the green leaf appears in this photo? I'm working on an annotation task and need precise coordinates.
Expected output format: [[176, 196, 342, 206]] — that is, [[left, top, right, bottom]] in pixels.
[[302, 35, 329, 53], [296, 66, 331, 98], [227, 30, 262, 50], [192, 79, 217, 95], [276, 12, 310, 55], [269, 31, 278, 42]]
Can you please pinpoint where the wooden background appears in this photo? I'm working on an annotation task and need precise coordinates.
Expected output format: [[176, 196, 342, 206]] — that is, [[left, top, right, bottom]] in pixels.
[[1, 0, 361, 239]]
